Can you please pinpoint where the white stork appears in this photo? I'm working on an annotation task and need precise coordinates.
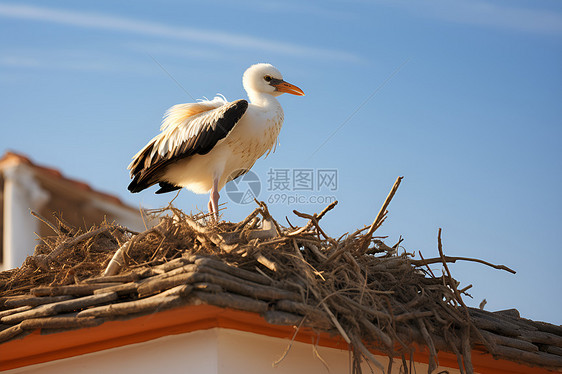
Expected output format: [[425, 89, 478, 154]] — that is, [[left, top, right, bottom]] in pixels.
[[128, 63, 304, 218]]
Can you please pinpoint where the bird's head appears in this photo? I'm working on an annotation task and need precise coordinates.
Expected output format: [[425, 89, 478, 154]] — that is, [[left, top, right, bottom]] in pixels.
[[242, 63, 304, 99]]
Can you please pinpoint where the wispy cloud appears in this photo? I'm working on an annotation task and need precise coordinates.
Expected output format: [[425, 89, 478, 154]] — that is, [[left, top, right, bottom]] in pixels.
[[0, 3, 362, 63], [372, 0, 562, 36], [126, 42, 233, 62], [0, 49, 154, 74], [0, 55, 112, 72], [219, 0, 357, 21], [0, 56, 41, 69]]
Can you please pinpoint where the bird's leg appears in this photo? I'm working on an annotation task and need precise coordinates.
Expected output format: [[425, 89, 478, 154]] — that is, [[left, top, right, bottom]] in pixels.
[[207, 199, 213, 217], [208, 178, 220, 221]]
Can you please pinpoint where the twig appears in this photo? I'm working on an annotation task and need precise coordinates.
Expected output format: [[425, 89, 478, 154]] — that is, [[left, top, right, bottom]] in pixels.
[[184, 216, 238, 252], [417, 318, 438, 372], [30, 210, 61, 235], [255, 200, 284, 236], [411, 256, 516, 274], [312, 334, 331, 372], [255, 253, 278, 272], [418, 251, 437, 278], [235, 207, 261, 231], [360, 176, 403, 252], [316, 200, 339, 220], [288, 201, 338, 237], [349, 333, 386, 372], [273, 318, 307, 368]]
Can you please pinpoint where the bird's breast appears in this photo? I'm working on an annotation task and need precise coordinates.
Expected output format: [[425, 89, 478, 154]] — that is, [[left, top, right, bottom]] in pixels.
[[224, 105, 284, 162]]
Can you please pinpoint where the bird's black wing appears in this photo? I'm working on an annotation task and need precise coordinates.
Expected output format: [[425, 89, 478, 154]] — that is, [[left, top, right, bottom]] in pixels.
[[128, 99, 248, 193]]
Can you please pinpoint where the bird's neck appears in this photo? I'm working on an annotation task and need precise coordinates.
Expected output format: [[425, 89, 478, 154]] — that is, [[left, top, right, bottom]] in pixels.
[[248, 92, 281, 108]]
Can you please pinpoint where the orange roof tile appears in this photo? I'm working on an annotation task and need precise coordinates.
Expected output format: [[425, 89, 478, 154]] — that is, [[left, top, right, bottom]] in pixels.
[[0, 150, 130, 209]]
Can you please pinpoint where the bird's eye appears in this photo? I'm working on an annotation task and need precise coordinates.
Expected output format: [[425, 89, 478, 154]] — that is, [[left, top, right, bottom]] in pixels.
[[264, 75, 272, 82]]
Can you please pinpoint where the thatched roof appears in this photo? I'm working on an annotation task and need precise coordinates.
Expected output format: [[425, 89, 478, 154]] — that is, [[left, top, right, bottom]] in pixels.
[[1, 188, 561, 373]]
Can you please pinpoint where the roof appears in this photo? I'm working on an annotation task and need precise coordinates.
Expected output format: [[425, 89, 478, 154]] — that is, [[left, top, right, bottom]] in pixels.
[[0, 151, 133, 210], [1, 201, 561, 373]]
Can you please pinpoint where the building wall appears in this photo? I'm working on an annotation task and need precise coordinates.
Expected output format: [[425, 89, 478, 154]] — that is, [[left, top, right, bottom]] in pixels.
[[4, 328, 466, 374], [1, 164, 48, 271], [5, 329, 218, 374]]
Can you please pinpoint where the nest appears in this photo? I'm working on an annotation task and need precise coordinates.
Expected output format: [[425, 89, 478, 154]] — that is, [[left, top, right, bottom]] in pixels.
[[0, 177, 518, 374]]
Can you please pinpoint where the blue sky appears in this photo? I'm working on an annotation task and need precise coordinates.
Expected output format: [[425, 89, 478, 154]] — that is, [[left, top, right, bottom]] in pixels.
[[1, 1, 561, 324]]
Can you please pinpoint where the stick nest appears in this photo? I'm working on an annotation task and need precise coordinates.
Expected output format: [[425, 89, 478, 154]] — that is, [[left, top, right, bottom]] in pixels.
[[0, 186, 516, 373]]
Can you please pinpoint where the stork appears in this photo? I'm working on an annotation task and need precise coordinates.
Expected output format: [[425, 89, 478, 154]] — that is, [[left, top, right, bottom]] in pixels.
[[128, 63, 304, 219]]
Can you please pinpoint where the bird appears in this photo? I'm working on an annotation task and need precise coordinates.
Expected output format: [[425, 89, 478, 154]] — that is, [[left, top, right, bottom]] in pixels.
[[127, 63, 304, 219]]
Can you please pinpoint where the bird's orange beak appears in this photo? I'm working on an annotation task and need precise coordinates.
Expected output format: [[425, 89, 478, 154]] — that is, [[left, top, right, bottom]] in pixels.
[[273, 80, 305, 96]]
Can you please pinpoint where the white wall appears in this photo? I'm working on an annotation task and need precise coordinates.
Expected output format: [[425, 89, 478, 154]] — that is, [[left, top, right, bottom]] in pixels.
[[5, 328, 467, 374], [217, 329, 465, 374], [2, 164, 49, 271], [5, 329, 219, 374]]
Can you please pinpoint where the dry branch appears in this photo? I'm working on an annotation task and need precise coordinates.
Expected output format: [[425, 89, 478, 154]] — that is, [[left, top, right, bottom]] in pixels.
[[0, 325, 24, 344], [411, 256, 515, 274], [31, 283, 121, 297], [20, 315, 104, 331], [192, 291, 268, 314], [1, 292, 117, 324], [360, 176, 403, 252], [4, 295, 73, 308], [78, 294, 184, 318]]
